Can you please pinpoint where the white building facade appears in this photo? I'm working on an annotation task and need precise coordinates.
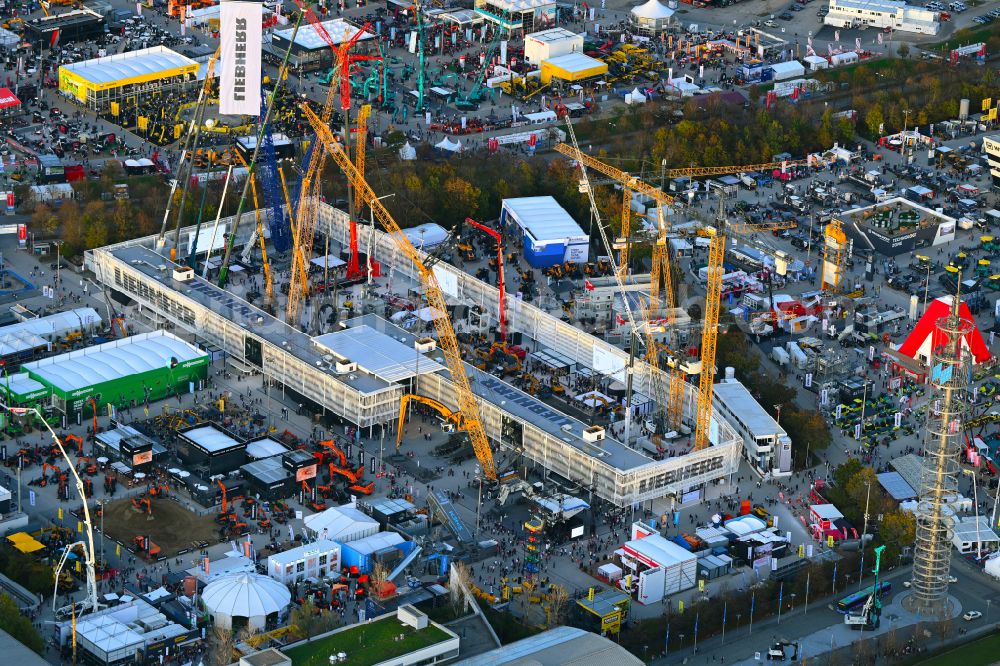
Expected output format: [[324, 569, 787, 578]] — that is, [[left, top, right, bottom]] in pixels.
[[823, 0, 939, 34]]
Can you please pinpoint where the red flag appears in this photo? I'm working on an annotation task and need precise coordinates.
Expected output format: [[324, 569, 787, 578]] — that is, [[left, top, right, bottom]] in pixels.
[[50, 29, 60, 48], [615, 313, 626, 326], [585, 279, 595, 291]]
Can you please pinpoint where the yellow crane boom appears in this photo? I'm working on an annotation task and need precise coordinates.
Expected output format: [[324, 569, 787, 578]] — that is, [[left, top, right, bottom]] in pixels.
[[396, 394, 465, 450], [663, 159, 811, 180], [300, 102, 498, 481], [694, 229, 725, 451]]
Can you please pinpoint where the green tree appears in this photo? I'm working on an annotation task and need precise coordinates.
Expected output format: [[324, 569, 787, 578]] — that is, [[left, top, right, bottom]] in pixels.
[[897, 43, 911, 58], [865, 105, 885, 138], [877, 510, 915, 564], [834, 459, 864, 490], [84, 215, 109, 249], [0, 593, 43, 655]]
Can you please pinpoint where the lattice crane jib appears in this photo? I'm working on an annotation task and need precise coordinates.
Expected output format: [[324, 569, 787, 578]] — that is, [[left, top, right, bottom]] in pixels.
[[300, 103, 498, 481], [662, 159, 811, 180], [694, 233, 725, 451], [617, 189, 631, 280], [353, 104, 372, 212]]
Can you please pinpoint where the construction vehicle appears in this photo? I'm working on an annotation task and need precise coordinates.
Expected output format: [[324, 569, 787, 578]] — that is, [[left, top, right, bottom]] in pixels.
[[301, 103, 498, 481], [131, 497, 152, 516], [396, 394, 465, 450], [62, 434, 83, 454], [77, 457, 98, 476], [466, 218, 509, 346], [133, 535, 161, 559], [148, 485, 169, 497], [319, 439, 348, 468], [215, 480, 236, 523], [845, 545, 887, 629]]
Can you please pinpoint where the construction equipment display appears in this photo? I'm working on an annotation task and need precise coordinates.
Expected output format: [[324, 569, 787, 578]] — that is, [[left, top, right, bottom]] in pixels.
[[300, 102, 498, 482]]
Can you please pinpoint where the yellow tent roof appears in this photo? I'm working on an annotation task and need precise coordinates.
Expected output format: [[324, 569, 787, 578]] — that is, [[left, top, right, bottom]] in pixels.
[[6, 532, 45, 553]]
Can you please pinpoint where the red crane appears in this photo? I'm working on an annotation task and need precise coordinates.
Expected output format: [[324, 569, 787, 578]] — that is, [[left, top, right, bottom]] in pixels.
[[289, 0, 381, 281], [466, 218, 506, 346]]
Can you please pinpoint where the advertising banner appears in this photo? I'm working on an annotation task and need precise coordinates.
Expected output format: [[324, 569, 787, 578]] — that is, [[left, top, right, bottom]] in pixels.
[[220, 1, 262, 116]]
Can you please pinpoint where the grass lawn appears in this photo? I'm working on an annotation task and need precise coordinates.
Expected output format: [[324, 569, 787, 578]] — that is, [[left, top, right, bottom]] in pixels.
[[283, 619, 451, 666], [912, 630, 1000, 666], [930, 25, 997, 51]]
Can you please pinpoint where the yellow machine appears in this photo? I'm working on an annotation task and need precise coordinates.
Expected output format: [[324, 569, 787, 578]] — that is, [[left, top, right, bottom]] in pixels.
[[395, 394, 465, 450], [301, 103, 498, 481]]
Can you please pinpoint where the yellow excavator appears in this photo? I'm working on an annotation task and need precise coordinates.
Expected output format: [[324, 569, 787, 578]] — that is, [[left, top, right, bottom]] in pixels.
[[395, 394, 465, 451]]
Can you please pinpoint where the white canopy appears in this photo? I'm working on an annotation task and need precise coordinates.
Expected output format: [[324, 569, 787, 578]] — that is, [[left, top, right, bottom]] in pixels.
[[201, 573, 291, 631], [304, 505, 379, 542], [435, 137, 463, 153], [399, 142, 417, 160], [631, 0, 674, 19], [625, 88, 647, 105]]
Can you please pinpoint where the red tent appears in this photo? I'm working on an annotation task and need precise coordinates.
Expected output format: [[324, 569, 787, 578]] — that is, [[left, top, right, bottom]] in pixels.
[[897, 296, 991, 365], [0, 88, 20, 111]]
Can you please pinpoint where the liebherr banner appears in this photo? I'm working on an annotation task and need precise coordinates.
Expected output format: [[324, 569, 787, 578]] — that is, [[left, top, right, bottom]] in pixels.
[[219, 1, 262, 116]]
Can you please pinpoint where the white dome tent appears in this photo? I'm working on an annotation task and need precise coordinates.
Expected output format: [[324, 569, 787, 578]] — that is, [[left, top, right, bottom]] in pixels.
[[398, 141, 417, 160], [630, 0, 675, 33], [201, 573, 291, 632]]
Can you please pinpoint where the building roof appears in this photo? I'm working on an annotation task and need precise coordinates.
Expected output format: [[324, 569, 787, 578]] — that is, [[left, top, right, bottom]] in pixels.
[[0, 629, 50, 666], [303, 505, 379, 540], [631, 0, 675, 19], [267, 539, 340, 568], [202, 573, 291, 619], [0, 307, 100, 356], [485, 0, 555, 11], [526, 27, 581, 43], [313, 325, 446, 384], [713, 381, 787, 438], [897, 295, 991, 364], [452, 625, 643, 665], [273, 18, 374, 51], [241, 648, 290, 666], [21, 330, 207, 393], [401, 222, 450, 250], [890, 454, 925, 494], [810, 504, 844, 521], [543, 52, 607, 74], [246, 438, 289, 460], [242, 456, 290, 486], [622, 533, 696, 567], [953, 515, 1000, 544], [876, 471, 917, 501], [770, 60, 805, 74], [76, 614, 146, 655], [0, 373, 47, 399], [502, 196, 587, 245], [61, 46, 196, 85], [180, 425, 245, 454], [343, 531, 405, 555]]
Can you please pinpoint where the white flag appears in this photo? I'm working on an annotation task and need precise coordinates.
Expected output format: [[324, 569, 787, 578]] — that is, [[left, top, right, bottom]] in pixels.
[[856, 37, 862, 50], [219, 1, 262, 116], [877, 32, 883, 45], [834, 30, 840, 42]]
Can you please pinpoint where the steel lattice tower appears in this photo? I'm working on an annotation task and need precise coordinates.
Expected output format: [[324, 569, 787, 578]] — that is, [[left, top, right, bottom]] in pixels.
[[904, 295, 972, 617]]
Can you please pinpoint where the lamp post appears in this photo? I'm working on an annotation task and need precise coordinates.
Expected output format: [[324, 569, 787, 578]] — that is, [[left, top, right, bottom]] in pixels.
[[963, 468, 983, 560], [915, 255, 932, 314]]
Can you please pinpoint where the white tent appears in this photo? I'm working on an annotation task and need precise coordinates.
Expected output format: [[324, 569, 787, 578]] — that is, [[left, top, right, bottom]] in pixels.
[[201, 573, 291, 631], [399, 142, 417, 160], [625, 88, 647, 105], [435, 137, 463, 153], [631, 0, 675, 20], [303, 504, 379, 542]]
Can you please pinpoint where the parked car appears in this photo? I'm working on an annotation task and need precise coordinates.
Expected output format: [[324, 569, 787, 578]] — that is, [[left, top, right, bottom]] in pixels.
[[963, 610, 982, 621]]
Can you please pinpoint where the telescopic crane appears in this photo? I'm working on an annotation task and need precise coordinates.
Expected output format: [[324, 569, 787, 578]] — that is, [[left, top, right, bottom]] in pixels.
[[300, 102, 498, 481]]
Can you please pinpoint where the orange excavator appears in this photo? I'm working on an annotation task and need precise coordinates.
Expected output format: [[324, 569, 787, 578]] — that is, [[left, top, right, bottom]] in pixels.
[[42, 463, 61, 487], [302, 480, 326, 512], [131, 497, 152, 515], [76, 457, 98, 476], [216, 480, 235, 523], [133, 535, 161, 558], [319, 440, 348, 468], [62, 434, 83, 454], [148, 485, 169, 497], [328, 463, 374, 496]]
